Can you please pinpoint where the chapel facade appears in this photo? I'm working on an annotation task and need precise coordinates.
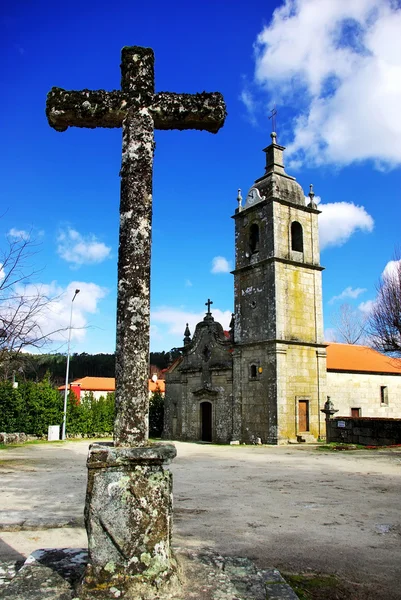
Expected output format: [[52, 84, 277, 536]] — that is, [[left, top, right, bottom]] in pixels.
[[163, 133, 401, 444]]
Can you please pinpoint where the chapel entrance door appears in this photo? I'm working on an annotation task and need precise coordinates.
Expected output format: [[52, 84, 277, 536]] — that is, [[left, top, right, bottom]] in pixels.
[[298, 400, 309, 432], [200, 401, 212, 442]]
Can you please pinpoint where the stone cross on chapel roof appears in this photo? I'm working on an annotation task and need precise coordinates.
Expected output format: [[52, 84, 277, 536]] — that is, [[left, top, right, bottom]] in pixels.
[[46, 47, 226, 447]]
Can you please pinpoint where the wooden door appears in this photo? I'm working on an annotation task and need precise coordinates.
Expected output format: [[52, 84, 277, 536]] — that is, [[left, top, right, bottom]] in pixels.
[[351, 408, 361, 418], [298, 400, 309, 432]]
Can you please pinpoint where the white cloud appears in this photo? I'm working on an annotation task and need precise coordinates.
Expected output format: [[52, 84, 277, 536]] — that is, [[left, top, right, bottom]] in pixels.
[[211, 256, 232, 274], [14, 281, 107, 346], [324, 327, 338, 342], [254, 0, 401, 168], [57, 228, 111, 266], [329, 286, 367, 304], [239, 88, 258, 126], [382, 259, 401, 280], [151, 306, 232, 340], [0, 263, 5, 281], [358, 299, 375, 314], [8, 228, 30, 240], [319, 201, 374, 250]]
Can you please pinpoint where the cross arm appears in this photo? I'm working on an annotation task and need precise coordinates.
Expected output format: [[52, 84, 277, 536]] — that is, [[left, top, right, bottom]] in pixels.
[[46, 87, 131, 132], [151, 92, 226, 133], [46, 88, 226, 134]]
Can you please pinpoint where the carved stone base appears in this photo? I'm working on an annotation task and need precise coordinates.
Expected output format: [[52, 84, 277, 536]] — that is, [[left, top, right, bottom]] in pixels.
[[79, 442, 177, 599]]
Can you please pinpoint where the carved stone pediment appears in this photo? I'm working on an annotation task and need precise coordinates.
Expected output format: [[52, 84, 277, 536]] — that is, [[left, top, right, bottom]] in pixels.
[[192, 386, 219, 397]]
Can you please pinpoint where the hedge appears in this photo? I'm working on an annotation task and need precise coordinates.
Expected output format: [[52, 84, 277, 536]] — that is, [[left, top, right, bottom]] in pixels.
[[0, 378, 164, 438]]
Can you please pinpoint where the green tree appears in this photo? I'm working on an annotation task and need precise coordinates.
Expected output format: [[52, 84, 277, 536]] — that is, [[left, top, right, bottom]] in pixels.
[[149, 389, 164, 437]]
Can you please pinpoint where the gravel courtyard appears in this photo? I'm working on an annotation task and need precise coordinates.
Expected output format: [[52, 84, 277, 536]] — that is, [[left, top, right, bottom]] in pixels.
[[1, 440, 400, 598]]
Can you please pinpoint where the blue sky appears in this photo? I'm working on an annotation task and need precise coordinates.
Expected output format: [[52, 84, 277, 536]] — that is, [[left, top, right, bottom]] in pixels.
[[1, 0, 400, 355]]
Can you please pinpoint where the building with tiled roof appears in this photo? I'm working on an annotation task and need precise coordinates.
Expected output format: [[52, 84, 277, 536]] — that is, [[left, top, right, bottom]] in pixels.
[[164, 133, 401, 445], [59, 376, 165, 400], [326, 344, 401, 419]]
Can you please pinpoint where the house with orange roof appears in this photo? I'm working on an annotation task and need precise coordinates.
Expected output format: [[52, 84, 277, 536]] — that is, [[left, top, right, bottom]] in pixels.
[[59, 376, 165, 401], [164, 133, 401, 445], [326, 343, 401, 418]]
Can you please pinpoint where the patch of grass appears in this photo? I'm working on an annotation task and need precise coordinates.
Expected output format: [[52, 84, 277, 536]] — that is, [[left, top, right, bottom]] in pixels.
[[0, 437, 112, 451], [316, 442, 366, 451], [283, 572, 340, 600]]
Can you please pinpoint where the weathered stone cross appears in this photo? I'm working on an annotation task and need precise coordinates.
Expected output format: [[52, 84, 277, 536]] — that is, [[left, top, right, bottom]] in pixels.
[[47, 47, 226, 447]]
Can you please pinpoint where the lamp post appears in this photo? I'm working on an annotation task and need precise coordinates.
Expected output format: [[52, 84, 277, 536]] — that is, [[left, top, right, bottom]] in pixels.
[[62, 289, 80, 440]]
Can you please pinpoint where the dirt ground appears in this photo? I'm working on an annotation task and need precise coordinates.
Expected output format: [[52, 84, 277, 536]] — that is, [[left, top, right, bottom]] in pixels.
[[1, 440, 401, 599]]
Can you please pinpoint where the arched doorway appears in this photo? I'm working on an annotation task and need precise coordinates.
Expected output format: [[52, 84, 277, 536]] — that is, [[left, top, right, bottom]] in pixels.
[[200, 401, 212, 442]]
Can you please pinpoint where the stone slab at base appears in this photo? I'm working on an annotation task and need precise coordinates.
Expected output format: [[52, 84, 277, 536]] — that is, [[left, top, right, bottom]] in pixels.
[[0, 547, 299, 600], [80, 442, 177, 599]]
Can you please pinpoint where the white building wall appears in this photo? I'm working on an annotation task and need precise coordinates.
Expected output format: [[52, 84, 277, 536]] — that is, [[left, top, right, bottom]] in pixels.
[[81, 390, 112, 400], [327, 371, 401, 418]]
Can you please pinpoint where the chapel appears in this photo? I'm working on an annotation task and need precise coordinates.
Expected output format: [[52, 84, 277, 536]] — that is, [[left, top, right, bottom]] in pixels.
[[163, 133, 401, 444]]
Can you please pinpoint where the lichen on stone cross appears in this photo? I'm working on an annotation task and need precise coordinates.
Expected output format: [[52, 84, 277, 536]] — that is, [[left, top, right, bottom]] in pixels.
[[46, 46, 226, 447]]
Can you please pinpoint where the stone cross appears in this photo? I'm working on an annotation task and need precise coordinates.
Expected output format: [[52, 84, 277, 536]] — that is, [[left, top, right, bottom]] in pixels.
[[47, 47, 226, 447], [205, 298, 213, 314]]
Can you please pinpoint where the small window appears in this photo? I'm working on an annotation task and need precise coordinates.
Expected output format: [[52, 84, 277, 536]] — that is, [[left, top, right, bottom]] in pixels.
[[291, 221, 303, 252], [351, 407, 361, 418], [249, 223, 259, 253], [249, 364, 259, 379], [380, 386, 388, 405]]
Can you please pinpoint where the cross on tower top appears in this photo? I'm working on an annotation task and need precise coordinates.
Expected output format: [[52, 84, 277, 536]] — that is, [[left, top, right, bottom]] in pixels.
[[268, 105, 277, 135], [205, 299, 213, 314]]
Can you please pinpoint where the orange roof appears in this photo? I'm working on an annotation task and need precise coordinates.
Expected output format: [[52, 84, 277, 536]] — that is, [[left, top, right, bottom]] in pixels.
[[59, 377, 165, 392], [58, 377, 115, 391], [148, 379, 165, 393], [326, 343, 401, 375]]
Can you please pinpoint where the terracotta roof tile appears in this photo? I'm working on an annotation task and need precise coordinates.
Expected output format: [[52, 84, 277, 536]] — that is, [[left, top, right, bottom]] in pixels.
[[326, 343, 401, 375], [148, 379, 165, 393], [59, 377, 165, 392]]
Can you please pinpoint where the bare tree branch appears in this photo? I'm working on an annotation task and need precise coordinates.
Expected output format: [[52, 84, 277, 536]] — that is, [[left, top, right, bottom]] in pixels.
[[0, 233, 69, 379], [368, 252, 401, 356], [330, 302, 368, 345]]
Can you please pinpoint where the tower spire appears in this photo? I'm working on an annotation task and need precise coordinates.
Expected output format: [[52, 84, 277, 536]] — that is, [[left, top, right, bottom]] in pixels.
[[183, 323, 191, 346], [308, 183, 317, 209]]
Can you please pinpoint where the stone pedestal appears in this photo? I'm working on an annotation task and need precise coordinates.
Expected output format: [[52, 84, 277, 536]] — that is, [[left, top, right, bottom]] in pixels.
[[80, 442, 177, 599]]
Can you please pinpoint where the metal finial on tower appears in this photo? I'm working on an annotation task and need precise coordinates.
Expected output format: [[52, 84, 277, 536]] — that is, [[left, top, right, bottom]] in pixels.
[[237, 188, 243, 211], [308, 183, 317, 209]]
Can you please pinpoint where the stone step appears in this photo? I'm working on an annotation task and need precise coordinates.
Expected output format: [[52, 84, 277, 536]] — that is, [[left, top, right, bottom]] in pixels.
[[0, 547, 299, 600]]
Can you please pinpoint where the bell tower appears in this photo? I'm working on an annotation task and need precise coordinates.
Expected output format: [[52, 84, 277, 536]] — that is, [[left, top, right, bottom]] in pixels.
[[232, 132, 327, 444]]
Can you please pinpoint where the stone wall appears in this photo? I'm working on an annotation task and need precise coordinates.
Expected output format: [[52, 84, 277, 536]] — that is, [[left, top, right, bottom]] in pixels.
[[327, 371, 401, 418], [236, 342, 275, 444], [326, 416, 401, 446], [0, 432, 28, 444], [277, 343, 327, 443]]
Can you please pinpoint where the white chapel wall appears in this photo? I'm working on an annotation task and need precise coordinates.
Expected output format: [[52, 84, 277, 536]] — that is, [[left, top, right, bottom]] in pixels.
[[327, 371, 401, 418]]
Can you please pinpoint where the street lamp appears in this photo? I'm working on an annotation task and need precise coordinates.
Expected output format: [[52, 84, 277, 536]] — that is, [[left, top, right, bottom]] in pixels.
[[62, 289, 80, 440]]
